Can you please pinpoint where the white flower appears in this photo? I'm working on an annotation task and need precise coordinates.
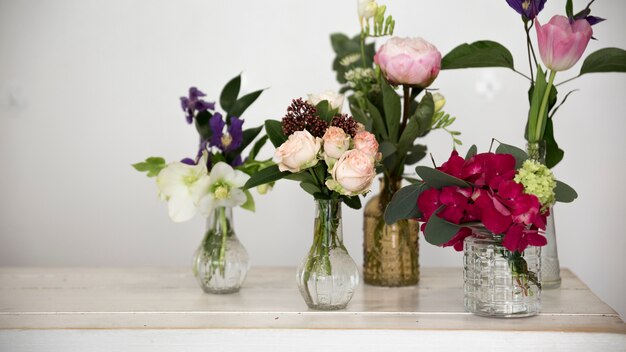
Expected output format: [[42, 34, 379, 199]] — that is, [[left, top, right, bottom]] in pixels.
[[156, 154, 209, 223], [326, 149, 376, 196], [307, 90, 344, 112], [358, 0, 378, 20], [197, 162, 250, 216], [273, 130, 322, 173]]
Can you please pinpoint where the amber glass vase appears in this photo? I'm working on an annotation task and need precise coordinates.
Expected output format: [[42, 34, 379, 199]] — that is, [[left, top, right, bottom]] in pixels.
[[363, 176, 419, 286]]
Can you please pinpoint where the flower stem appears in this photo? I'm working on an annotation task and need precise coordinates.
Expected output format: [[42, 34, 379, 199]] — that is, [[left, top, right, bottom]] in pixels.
[[400, 85, 411, 136], [360, 31, 367, 68], [525, 21, 535, 85], [534, 70, 557, 142], [218, 207, 228, 276]]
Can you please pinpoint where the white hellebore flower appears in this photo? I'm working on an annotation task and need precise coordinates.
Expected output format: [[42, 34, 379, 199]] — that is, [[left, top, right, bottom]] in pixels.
[[357, 0, 378, 20], [196, 161, 250, 216], [156, 154, 210, 223], [307, 90, 345, 113]]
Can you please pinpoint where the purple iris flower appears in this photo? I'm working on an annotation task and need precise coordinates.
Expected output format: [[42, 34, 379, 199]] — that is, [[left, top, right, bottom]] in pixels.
[[208, 113, 244, 152], [505, 0, 546, 20], [573, 1, 605, 27], [180, 87, 215, 124], [230, 155, 243, 168]]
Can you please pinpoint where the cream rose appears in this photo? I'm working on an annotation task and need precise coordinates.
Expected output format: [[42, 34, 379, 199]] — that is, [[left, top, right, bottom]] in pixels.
[[307, 90, 344, 112], [322, 126, 351, 160], [326, 149, 376, 196], [353, 131, 379, 160], [273, 130, 321, 173]]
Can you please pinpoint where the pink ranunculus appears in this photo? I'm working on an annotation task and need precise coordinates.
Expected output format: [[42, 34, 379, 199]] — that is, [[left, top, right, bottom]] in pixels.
[[535, 15, 593, 72], [322, 126, 351, 160], [353, 131, 379, 160], [273, 130, 321, 173], [374, 37, 442, 87], [327, 149, 376, 195]]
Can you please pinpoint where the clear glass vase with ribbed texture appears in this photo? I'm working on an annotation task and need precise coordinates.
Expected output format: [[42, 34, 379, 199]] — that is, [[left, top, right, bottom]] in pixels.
[[193, 206, 249, 294], [527, 141, 561, 289], [296, 199, 359, 310], [463, 230, 542, 318]]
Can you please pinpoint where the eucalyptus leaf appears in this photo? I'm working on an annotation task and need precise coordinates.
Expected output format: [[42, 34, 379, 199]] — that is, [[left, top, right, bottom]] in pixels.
[[265, 120, 287, 148], [415, 166, 471, 188], [465, 144, 478, 159], [554, 180, 578, 203], [442, 41, 514, 70], [405, 144, 427, 165], [244, 165, 290, 190], [579, 48, 626, 76], [220, 75, 241, 113], [495, 142, 529, 169], [384, 183, 426, 224], [423, 206, 463, 246]]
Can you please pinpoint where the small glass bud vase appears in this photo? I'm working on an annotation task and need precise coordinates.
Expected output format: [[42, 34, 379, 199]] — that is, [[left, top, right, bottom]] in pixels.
[[193, 206, 249, 294], [296, 199, 359, 310], [463, 229, 542, 318]]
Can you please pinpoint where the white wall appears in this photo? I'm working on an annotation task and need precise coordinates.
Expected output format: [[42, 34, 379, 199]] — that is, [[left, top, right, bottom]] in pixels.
[[1, 0, 625, 318]]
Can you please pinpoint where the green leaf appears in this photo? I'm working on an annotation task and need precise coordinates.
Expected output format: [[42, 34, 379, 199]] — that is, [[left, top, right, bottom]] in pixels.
[[423, 206, 463, 246], [240, 189, 255, 212], [220, 75, 241, 113], [265, 120, 287, 148], [315, 100, 335, 123], [381, 80, 401, 141], [442, 41, 514, 70], [404, 144, 427, 165], [342, 195, 362, 210], [397, 93, 434, 155], [238, 125, 264, 153], [300, 182, 321, 196], [228, 89, 264, 119], [194, 110, 213, 140], [554, 180, 578, 203], [350, 105, 370, 127], [566, 0, 573, 19], [330, 33, 351, 53], [384, 183, 426, 224], [465, 144, 478, 159], [379, 141, 397, 159], [527, 66, 548, 142], [579, 48, 626, 76], [248, 135, 268, 160], [495, 142, 529, 169], [415, 166, 471, 188], [132, 157, 167, 177], [366, 99, 388, 140], [244, 165, 290, 190], [544, 118, 564, 168]]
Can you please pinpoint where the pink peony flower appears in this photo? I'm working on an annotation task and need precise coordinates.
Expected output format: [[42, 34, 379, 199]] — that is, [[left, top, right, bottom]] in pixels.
[[353, 131, 380, 160], [273, 130, 321, 173], [326, 149, 376, 196], [535, 15, 593, 72], [374, 37, 442, 87], [322, 126, 351, 160]]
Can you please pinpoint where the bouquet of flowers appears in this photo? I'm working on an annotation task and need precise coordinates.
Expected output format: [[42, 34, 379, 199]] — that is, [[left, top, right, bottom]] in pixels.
[[385, 142, 577, 287], [244, 93, 379, 309], [440, 0, 625, 167], [133, 74, 270, 291]]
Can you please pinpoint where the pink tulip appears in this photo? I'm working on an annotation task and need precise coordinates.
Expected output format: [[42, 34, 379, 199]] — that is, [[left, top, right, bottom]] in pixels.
[[535, 15, 593, 72], [374, 37, 441, 87]]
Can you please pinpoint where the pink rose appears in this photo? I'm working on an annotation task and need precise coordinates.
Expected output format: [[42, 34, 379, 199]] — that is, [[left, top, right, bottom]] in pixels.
[[353, 131, 379, 160], [374, 37, 441, 87], [326, 149, 376, 196], [322, 126, 351, 160], [273, 130, 321, 173], [535, 15, 592, 72]]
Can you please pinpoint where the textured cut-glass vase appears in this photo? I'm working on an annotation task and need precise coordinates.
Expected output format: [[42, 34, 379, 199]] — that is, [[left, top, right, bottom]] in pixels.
[[193, 206, 249, 294], [363, 177, 419, 286], [463, 230, 542, 317], [296, 199, 359, 310], [527, 141, 561, 289]]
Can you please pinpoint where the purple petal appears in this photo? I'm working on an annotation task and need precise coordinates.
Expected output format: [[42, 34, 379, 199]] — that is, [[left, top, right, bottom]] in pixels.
[[226, 116, 244, 151], [209, 113, 225, 148], [196, 139, 208, 160], [194, 100, 215, 112], [185, 113, 193, 124], [180, 97, 190, 111], [585, 16, 606, 26], [180, 158, 196, 165], [505, 0, 546, 20], [188, 87, 206, 100], [230, 155, 243, 167]]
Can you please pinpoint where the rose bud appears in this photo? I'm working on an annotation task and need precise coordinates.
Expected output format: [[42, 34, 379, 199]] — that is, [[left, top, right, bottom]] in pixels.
[[374, 37, 441, 87], [535, 15, 592, 72], [326, 149, 376, 196], [273, 130, 321, 173], [322, 126, 351, 161]]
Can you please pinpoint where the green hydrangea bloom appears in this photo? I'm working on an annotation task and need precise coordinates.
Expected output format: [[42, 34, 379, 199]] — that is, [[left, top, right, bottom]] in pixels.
[[514, 159, 557, 211]]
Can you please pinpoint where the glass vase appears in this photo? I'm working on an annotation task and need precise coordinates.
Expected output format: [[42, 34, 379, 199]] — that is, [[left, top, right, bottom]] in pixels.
[[463, 229, 542, 317], [193, 206, 249, 294], [527, 141, 561, 289], [363, 177, 419, 286], [296, 199, 359, 310]]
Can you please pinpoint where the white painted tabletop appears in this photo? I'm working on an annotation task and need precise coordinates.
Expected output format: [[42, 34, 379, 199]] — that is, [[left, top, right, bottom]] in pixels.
[[1, 267, 624, 351]]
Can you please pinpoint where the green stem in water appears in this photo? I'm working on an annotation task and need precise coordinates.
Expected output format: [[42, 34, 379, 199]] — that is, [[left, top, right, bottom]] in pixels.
[[218, 207, 228, 276], [534, 70, 557, 142], [360, 31, 367, 68]]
